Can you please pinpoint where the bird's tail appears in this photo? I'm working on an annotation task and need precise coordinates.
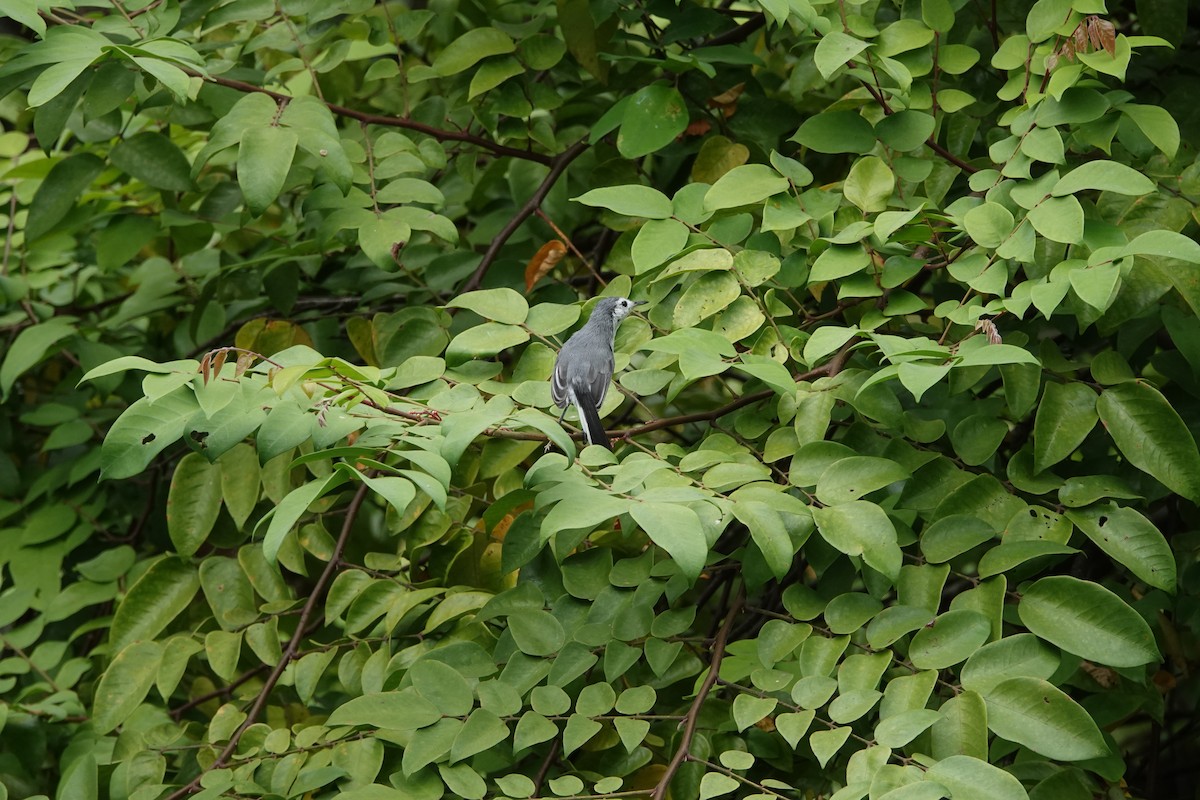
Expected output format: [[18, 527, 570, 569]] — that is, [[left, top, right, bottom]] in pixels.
[[576, 395, 611, 450]]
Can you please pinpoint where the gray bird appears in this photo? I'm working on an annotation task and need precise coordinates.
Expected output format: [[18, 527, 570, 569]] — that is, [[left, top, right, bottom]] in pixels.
[[551, 296, 645, 449]]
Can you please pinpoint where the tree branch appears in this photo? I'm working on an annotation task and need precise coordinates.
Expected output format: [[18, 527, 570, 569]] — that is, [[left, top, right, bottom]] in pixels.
[[164, 480, 372, 800], [700, 13, 766, 47], [461, 139, 590, 293], [651, 584, 745, 800], [189, 70, 554, 166]]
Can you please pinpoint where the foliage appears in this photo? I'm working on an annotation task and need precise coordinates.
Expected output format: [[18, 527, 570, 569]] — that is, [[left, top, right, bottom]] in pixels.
[[1, 0, 1199, 799]]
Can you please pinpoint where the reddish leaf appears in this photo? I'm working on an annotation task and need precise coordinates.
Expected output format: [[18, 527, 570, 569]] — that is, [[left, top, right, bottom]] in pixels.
[[524, 240, 567, 292]]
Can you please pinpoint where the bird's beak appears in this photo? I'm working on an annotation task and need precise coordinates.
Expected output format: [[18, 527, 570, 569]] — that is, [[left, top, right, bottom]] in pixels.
[[633, 300, 648, 307]]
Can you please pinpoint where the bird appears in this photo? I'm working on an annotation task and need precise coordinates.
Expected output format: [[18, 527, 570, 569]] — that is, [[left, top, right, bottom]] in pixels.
[[551, 296, 646, 450]]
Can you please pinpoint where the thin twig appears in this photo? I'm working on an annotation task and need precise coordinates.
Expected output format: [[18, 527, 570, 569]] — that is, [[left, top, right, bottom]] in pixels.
[[461, 139, 589, 293], [184, 70, 553, 166], [651, 584, 745, 800], [700, 13, 765, 47], [164, 481, 372, 799], [168, 664, 269, 721]]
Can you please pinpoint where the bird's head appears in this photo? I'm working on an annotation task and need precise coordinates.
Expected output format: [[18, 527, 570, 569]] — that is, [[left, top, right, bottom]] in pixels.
[[596, 296, 646, 325]]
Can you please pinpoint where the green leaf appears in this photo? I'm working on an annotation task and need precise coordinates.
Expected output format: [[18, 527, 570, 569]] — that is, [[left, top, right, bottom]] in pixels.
[[909, 610, 991, 669], [673, 271, 740, 328], [1096, 381, 1200, 501], [573, 185, 673, 219], [629, 501, 709, 579], [824, 592, 883, 635], [776, 710, 815, 747], [951, 414, 1008, 465], [704, 164, 790, 211], [810, 727, 852, 767], [237, 124, 298, 216], [810, 245, 870, 282], [24, 152, 104, 240], [1027, 196, 1084, 243], [262, 472, 347, 562], [110, 131, 194, 192], [326, 689, 441, 729], [110, 557, 199, 653], [166, 453, 223, 557], [633, 218, 690, 272], [412, 657, 472, 719], [56, 752, 97, 800], [843, 156, 895, 213], [1051, 160, 1155, 196], [875, 110, 936, 152], [876, 708, 941, 747], [617, 85, 689, 159], [963, 203, 1015, 248], [514, 711, 558, 752], [451, 709, 509, 762], [816, 457, 910, 505], [0, 317, 77, 400], [219, 444, 261, 531], [732, 500, 793, 580], [954, 343, 1038, 368], [1065, 503, 1176, 591], [814, 31, 870, 79], [509, 609, 566, 655], [983, 677, 1109, 761], [1120, 103, 1179, 158], [699, 773, 739, 800], [468, 56, 524, 99], [433, 28, 515, 75], [792, 111, 876, 154], [446, 322, 530, 362], [445, 288, 529, 325], [812, 501, 902, 580], [931, 692, 989, 761], [0, 0, 46, 35], [93, 641, 163, 733], [562, 713, 602, 755], [1119, 229, 1200, 263], [1032, 382, 1097, 472], [359, 473, 417, 518], [925, 756, 1029, 800], [1069, 262, 1121, 311], [960, 633, 1060, 695], [199, 556, 258, 631], [1018, 575, 1159, 667], [732, 693, 777, 731]]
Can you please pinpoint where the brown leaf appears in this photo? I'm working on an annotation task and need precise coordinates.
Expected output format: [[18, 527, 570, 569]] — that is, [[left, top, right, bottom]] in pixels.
[[199, 352, 211, 385], [210, 349, 228, 380], [708, 82, 745, 120], [234, 352, 254, 378], [1080, 661, 1120, 688], [1073, 22, 1088, 55], [1097, 18, 1116, 56], [684, 118, 712, 137], [524, 240, 567, 292]]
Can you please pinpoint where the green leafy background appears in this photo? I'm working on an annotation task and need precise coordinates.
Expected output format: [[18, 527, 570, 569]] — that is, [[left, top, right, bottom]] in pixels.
[[0, 0, 1199, 799]]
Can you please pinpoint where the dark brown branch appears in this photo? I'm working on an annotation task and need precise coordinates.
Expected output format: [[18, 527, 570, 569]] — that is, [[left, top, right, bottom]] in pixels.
[[700, 13, 765, 47], [461, 139, 590, 293], [925, 137, 979, 174], [188, 70, 553, 166], [859, 77, 980, 175], [651, 584, 745, 800], [168, 664, 268, 720], [164, 480, 372, 800]]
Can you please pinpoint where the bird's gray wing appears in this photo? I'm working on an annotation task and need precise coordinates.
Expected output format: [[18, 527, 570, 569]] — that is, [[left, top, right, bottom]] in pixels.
[[551, 345, 571, 408], [575, 347, 614, 408]]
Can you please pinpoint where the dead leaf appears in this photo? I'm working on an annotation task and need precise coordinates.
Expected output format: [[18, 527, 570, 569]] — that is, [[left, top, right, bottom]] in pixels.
[[525, 240, 567, 292]]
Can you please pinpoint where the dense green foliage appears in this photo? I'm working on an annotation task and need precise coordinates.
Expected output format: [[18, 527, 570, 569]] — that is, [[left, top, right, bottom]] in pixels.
[[2, 0, 1200, 798]]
